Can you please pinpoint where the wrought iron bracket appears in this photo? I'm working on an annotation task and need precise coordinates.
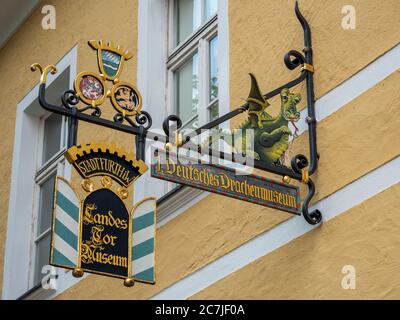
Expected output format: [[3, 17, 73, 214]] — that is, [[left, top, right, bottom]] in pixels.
[[32, 1, 321, 225]]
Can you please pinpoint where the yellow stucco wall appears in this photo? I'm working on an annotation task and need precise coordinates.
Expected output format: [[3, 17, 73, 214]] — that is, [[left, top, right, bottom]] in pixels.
[[1, 0, 399, 300], [190, 182, 400, 299], [0, 0, 138, 297], [56, 65, 400, 300], [230, 0, 400, 127]]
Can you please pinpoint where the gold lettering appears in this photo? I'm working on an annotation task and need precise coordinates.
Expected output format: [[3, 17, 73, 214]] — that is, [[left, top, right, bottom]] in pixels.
[[260, 188, 267, 200], [89, 159, 99, 171], [84, 205, 128, 230], [94, 213, 108, 226], [77, 162, 87, 174], [108, 160, 115, 174], [193, 168, 200, 181], [166, 158, 176, 174], [116, 256, 127, 267], [254, 186, 260, 199], [248, 185, 254, 197], [278, 193, 284, 205], [122, 171, 130, 183], [176, 165, 181, 177], [102, 234, 117, 246], [99, 158, 105, 171], [80, 242, 128, 268], [289, 195, 297, 208], [220, 172, 231, 190], [155, 162, 299, 209]]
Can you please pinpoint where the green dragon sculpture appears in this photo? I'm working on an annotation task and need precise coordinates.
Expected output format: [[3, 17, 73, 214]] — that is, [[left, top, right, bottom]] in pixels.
[[205, 73, 301, 165]]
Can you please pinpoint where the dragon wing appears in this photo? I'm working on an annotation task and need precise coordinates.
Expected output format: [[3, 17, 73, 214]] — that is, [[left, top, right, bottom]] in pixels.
[[247, 73, 272, 128]]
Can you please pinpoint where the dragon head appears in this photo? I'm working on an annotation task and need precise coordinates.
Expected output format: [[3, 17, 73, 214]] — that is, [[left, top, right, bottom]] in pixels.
[[280, 88, 301, 122]]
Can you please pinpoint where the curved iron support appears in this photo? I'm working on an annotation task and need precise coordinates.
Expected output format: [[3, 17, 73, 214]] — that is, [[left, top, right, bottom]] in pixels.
[[162, 115, 183, 138], [302, 179, 322, 225], [294, 1, 318, 175], [292, 1, 321, 224], [290, 154, 322, 225]]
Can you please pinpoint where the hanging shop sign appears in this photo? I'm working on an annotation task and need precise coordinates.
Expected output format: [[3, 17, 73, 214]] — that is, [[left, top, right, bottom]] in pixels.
[[51, 143, 156, 287], [32, 1, 321, 290], [152, 150, 301, 215]]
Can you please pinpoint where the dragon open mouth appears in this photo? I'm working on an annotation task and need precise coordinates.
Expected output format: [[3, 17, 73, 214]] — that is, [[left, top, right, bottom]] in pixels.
[[284, 112, 300, 122]]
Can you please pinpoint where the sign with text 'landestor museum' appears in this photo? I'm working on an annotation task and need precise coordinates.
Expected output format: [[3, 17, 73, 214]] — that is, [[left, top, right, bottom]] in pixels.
[[151, 149, 301, 215], [50, 143, 156, 287]]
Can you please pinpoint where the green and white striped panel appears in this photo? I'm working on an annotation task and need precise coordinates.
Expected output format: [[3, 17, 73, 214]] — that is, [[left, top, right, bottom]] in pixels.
[[51, 177, 80, 269], [132, 198, 156, 284]]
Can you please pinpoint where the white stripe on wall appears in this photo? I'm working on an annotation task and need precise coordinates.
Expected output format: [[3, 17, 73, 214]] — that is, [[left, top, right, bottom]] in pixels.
[[56, 206, 78, 233], [151, 156, 400, 300], [58, 180, 79, 206], [133, 201, 154, 219], [290, 43, 400, 135], [132, 225, 154, 247], [53, 234, 77, 263], [133, 253, 154, 275]]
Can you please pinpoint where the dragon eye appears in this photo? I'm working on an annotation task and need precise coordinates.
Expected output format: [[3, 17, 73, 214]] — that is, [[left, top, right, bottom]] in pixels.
[[294, 96, 300, 103], [282, 95, 288, 102]]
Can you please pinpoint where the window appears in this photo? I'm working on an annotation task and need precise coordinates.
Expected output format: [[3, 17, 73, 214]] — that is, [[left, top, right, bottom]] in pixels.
[[32, 113, 67, 287], [208, 35, 219, 121], [165, 0, 219, 193], [168, 0, 219, 136], [3, 47, 80, 299], [136, 0, 229, 222], [175, 0, 218, 47]]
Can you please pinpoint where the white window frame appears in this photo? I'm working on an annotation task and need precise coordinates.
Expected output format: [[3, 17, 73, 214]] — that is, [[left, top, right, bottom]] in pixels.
[[29, 113, 68, 289], [168, 0, 215, 52], [136, 0, 230, 224], [166, 17, 218, 133], [2, 46, 86, 300], [166, 1, 219, 194]]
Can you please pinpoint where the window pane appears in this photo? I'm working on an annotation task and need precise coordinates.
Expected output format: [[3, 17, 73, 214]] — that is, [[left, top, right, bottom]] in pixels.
[[177, 0, 201, 45], [209, 36, 219, 102], [205, 0, 218, 20], [38, 174, 56, 235], [209, 100, 219, 122], [180, 115, 199, 136], [34, 233, 51, 286], [176, 52, 199, 130], [42, 113, 62, 164]]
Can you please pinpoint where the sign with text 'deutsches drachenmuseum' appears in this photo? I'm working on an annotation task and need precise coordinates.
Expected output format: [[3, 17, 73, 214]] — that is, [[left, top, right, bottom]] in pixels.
[[50, 142, 156, 287], [151, 149, 301, 215]]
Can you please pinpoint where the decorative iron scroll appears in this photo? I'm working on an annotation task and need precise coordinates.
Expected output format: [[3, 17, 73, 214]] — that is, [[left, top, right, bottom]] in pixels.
[[31, 1, 321, 226]]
